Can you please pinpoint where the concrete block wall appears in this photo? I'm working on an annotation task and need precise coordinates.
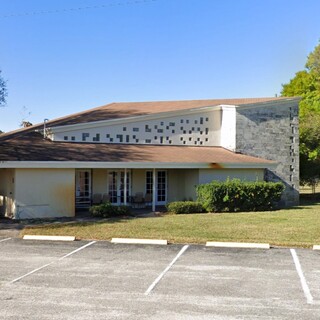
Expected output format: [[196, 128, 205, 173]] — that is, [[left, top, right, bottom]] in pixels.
[[235, 101, 299, 206]]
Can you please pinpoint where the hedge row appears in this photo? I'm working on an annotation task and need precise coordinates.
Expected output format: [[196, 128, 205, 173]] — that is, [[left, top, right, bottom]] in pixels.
[[90, 202, 131, 218], [196, 179, 284, 212], [166, 201, 205, 214]]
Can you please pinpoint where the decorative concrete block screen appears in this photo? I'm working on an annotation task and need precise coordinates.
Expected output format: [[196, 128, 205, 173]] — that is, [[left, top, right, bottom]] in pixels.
[[52, 111, 221, 146]]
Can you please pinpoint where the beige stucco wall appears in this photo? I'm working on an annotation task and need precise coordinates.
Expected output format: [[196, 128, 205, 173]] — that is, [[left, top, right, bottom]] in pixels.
[[167, 170, 184, 202], [92, 169, 108, 194], [14, 169, 75, 219], [0, 169, 15, 217], [182, 169, 199, 201], [131, 170, 145, 195], [199, 168, 264, 184]]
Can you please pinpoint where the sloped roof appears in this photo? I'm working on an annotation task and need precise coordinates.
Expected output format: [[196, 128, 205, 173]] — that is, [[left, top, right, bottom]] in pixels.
[[0, 97, 298, 140], [0, 131, 274, 166]]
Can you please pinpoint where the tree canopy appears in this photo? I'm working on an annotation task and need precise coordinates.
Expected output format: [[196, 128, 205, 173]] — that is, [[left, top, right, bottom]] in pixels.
[[281, 42, 320, 186], [0, 70, 7, 107]]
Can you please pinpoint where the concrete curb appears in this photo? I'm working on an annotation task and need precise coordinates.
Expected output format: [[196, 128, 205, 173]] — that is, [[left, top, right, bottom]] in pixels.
[[313, 245, 320, 250], [23, 235, 76, 241], [111, 238, 167, 245], [206, 241, 270, 249]]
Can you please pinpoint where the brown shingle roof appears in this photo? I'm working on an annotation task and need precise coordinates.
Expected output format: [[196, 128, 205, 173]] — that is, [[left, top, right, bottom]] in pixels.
[[40, 97, 293, 128], [0, 131, 273, 165], [0, 97, 298, 141]]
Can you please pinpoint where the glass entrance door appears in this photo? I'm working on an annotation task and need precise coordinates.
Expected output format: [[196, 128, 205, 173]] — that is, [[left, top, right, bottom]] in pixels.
[[75, 170, 91, 208], [145, 170, 167, 205], [108, 171, 130, 205]]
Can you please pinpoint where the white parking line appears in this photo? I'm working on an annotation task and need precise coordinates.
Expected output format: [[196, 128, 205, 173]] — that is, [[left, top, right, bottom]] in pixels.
[[145, 245, 189, 295], [290, 249, 314, 304], [0, 237, 11, 243], [10, 241, 96, 284]]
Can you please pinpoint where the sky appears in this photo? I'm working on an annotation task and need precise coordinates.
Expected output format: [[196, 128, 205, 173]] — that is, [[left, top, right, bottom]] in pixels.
[[0, 0, 320, 132]]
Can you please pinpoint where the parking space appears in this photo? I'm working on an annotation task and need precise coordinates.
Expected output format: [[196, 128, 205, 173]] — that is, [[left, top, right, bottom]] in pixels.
[[0, 239, 320, 319]]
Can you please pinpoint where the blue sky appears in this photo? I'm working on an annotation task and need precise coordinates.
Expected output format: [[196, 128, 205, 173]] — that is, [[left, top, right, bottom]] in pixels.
[[0, 0, 320, 132]]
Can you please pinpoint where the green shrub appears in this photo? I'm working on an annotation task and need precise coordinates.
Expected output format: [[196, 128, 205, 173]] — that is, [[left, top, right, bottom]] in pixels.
[[196, 179, 284, 212], [89, 202, 131, 218], [166, 201, 205, 214]]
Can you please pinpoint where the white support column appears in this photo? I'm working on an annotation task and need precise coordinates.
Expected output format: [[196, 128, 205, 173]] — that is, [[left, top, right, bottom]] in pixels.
[[152, 168, 156, 212], [124, 168, 127, 206]]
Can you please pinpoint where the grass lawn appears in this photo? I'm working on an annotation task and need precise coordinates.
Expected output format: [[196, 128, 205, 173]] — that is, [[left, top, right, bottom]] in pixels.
[[21, 200, 320, 248]]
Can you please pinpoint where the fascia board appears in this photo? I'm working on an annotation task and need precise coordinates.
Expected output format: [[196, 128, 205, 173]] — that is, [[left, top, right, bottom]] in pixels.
[[48, 106, 221, 133], [0, 161, 276, 169]]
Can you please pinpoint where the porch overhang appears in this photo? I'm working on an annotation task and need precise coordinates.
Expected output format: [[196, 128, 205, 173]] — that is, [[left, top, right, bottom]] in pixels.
[[0, 161, 277, 169]]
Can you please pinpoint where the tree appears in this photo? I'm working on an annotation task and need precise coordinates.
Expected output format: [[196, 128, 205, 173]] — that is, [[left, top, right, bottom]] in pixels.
[[281, 41, 320, 188], [0, 70, 7, 107]]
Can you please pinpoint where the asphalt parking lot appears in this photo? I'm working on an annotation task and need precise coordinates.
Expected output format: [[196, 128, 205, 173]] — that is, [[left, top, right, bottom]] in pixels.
[[0, 237, 320, 319]]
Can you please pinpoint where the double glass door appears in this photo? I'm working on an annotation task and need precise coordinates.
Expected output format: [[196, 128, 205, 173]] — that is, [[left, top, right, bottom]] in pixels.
[[108, 171, 130, 204], [146, 170, 167, 205]]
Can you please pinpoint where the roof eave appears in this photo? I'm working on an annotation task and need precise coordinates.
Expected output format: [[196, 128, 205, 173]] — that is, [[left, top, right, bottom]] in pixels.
[[0, 161, 276, 169]]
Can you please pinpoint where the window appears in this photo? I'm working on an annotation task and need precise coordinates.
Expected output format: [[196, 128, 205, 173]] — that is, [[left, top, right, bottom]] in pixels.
[[180, 137, 183, 141], [160, 137, 164, 144], [169, 122, 175, 126], [123, 127, 127, 131], [194, 120, 198, 124], [160, 121, 164, 126], [180, 126, 184, 130], [64, 136, 68, 141], [205, 128, 209, 135], [71, 136, 75, 141], [172, 130, 175, 134], [135, 139, 139, 143], [145, 125, 151, 133], [146, 139, 151, 143], [186, 119, 189, 124], [133, 127, 139, 132], [82, 133, 89, 141], [106, 134, 110, 138], [157, 129, 163, 133], [206, 117, 209, 122], [180, 119, 184, 123], [110, 138, 113, 142], [126, 135, 130, 143], [200, 117, 204, 124], [166, 126, 169, 130]]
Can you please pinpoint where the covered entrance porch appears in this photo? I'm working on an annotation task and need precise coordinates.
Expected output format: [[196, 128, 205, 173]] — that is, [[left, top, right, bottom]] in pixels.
[[75, 168, 185, 212]]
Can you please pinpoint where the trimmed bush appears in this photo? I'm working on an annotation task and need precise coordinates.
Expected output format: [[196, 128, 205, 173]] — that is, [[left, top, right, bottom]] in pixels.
[[166, 201, 205, 214], [90, 202, 131, 218], [196, 179, 284, 212]]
